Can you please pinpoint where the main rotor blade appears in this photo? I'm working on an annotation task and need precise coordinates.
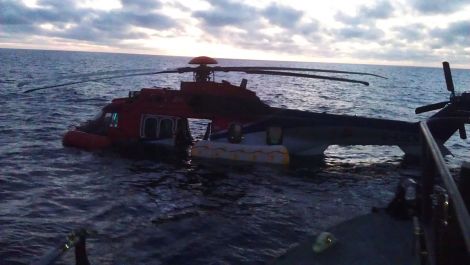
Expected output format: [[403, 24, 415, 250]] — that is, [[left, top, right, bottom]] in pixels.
[[443, 61, 455, 93], [17, 68, 155, 88], [212, 66, 387, 79], [175, 67, 199, 73], [23, 70, 179, 93], [241, 70, 370, 86], [175, 66, 386, 79], [415, 101, 449, 114]]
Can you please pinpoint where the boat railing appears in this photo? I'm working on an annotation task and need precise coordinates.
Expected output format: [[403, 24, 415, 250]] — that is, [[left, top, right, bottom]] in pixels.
[[418, 121, 470, 265]]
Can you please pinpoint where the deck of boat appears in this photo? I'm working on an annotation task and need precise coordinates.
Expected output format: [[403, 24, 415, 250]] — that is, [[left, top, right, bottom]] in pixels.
[[271, 210, 413, 265]]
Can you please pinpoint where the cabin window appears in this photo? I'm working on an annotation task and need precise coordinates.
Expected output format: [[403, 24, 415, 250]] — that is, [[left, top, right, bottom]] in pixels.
[[266, 126, 283, 145], [159, 119, 174, 139], [228, 123, 243, 143], [144, 118, 158, 139]]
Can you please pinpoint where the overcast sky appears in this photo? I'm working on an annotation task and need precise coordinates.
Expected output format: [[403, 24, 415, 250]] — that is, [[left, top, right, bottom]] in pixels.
[[1, 0, 469, 67]]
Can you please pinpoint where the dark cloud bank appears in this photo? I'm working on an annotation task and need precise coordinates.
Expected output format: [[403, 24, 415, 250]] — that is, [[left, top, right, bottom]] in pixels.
[[0, 0, 176, 44]]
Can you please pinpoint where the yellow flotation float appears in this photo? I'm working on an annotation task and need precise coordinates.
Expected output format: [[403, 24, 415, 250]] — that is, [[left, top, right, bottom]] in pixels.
[[191, 140, 290, 165]]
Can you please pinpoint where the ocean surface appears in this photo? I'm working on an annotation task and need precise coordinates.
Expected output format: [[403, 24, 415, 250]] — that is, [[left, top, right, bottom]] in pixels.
[[0, 48, 468, 265]]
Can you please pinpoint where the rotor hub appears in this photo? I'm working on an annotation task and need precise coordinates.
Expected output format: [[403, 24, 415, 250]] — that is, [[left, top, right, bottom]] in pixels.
[[188, 56, 218, 65], [189, 56, 218, 82]]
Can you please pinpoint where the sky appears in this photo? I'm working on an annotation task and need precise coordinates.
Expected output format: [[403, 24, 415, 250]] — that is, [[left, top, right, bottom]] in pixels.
[[1, 0, 469, 67]]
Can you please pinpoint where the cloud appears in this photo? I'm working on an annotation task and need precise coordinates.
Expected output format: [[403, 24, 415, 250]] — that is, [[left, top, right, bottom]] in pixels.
[[351, 44, 470, 66], [191, 0, 322, 54], [430, 20, 470, 46], [353, 46, 438, 62], [262, 4, 303, 28], [392, 24, 427, 43], [0, 0, 468, 66], [297, 21, 320, 37], [0, 0, 83, 25], [193, 0, 258, 27], [410, 0, 470, 14], [97, 11, 175, 31], [390, 20, 470, 51], [335, 25, 385, 41], [331, 1, 392, 43], [120, 0, 162, 11], [0, 0, 177, 44], [52, 24, 148, 43], [194, 1, 308, 30], [335, 0, 394, 25]]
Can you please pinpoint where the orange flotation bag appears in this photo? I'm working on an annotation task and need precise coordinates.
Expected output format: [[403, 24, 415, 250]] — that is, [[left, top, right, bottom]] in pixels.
[[63, 130, 111, 150]]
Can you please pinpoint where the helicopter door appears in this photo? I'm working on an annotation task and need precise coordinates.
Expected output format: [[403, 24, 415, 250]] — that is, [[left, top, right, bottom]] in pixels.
[[141, 115, 179, 141]]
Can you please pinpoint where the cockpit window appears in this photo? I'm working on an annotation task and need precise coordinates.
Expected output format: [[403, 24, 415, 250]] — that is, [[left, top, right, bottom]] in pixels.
[[104, 113, 112, 127]]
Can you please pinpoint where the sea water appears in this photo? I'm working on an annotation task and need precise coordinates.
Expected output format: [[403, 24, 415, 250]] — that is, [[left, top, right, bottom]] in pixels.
[[0, 48, 468, 264]]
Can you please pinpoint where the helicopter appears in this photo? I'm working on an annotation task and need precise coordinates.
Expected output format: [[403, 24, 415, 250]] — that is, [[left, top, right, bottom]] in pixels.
[[24, 57, 469, 165]]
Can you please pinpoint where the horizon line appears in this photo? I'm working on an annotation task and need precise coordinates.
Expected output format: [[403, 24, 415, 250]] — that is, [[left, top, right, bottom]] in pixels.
[[1, 46, 468, 70]]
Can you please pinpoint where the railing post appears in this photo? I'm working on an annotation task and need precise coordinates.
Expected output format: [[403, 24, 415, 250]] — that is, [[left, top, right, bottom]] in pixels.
[[433, 189, 449, 265], [75, 233, 90, 265], [30, 228, 93, 265], [420, 132, 434, 225], [419, 121, 470, 265]]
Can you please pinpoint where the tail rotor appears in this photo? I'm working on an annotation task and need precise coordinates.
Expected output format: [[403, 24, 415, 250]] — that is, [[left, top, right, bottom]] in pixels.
[[443, 61, 455, 97], [415, 61, 455, 115], [416, 61, 469, 139]]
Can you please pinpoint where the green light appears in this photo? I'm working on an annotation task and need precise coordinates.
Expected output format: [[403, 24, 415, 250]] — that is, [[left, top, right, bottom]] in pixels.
[[111, 113, 119, 127]]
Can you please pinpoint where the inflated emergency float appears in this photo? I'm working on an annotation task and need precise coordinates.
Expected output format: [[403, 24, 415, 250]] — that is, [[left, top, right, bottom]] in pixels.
[[63, 130, 111, 150], [191, 141, 289, 165]]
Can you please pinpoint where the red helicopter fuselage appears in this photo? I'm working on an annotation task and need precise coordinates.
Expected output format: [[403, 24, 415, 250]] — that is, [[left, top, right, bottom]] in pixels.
[[63, 80, 273, 149], [60, 58, 469, 162]]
